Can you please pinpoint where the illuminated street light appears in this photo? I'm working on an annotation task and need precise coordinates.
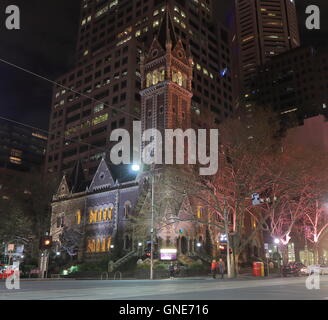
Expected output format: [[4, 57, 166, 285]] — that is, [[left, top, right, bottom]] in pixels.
[[138, 242, 142, 247], [274, 238, 280, 244], [131, 164, 141, 172], [110, 245, 115, 249], [196, 242, 202, 248], [56, 252, 61, 256]]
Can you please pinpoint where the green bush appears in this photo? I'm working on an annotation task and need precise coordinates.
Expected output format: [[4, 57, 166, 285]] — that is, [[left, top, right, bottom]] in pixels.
[[137, 263, 150, 270]]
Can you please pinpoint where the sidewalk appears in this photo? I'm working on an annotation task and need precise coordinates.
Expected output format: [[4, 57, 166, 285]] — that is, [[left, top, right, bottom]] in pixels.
[[169, 273, 282, 281]]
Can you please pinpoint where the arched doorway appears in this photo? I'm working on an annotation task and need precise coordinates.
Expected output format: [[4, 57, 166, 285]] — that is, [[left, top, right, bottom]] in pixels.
[[181, 237, 188, 255]]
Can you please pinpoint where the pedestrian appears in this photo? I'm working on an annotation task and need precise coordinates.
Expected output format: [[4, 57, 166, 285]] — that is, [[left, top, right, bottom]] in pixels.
[[211, 259, 217, 279], [169, 262, 175, 279], [217, 258, 225, 279]]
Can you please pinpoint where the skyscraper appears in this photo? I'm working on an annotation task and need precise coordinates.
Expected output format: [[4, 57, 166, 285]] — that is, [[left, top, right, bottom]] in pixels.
[[45, 0, 234, 179], [235, 0, 300, 94]]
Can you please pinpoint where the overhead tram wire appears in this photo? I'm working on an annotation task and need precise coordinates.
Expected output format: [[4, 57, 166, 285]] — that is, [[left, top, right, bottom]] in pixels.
[[0, 57, 141, 121]]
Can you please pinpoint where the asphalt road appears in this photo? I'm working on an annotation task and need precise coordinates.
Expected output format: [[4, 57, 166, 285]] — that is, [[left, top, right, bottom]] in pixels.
[[0, 276, 328, 300]]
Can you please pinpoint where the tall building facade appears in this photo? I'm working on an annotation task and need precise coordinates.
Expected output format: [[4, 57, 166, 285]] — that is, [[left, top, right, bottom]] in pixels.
[[253, 46, 328, 127], [45, 0, 234, 179], [235, 0, 300, 94], [0, 118, 47, 180]]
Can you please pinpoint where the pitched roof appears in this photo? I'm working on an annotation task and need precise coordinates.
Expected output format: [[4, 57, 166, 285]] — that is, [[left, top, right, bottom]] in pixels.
[[67, 160, 88, 193], [157, 5, 178, 50], [88, 157, 115, 192]]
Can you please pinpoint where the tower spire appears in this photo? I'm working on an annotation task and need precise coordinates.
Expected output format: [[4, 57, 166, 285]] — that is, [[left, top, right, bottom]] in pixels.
[[157, 1, 177, 50]]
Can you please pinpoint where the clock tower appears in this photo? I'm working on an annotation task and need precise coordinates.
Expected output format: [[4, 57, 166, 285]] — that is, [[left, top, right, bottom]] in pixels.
[[140, 5, 193, 142]]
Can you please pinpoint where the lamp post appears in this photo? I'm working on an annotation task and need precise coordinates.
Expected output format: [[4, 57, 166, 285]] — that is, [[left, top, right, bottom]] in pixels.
[[150, 173, 155, 280], [131, 163, 155, 280]]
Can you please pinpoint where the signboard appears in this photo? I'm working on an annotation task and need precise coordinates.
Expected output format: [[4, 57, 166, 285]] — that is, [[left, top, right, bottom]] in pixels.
[[220, 234, 227, 243], [7, 244, 14, 252], [160, 249, 177, 261], [16, 245, 24, 254], [252, 193, 261, 206], [264, 243, 269, 250]]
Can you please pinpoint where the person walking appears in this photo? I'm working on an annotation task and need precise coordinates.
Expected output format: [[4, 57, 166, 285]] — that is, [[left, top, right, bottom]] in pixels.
[[169, 262, 175, 279], [217, 258, 225, 279], [211, 260, 217, 279]]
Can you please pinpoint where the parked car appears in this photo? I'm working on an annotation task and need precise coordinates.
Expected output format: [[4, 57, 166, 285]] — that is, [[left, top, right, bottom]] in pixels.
[[0, 264, 14, 280], [282, 262, 306, 277]]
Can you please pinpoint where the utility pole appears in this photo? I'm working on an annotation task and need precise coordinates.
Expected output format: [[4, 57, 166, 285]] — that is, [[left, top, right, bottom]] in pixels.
[[150, 172, 155, 280]]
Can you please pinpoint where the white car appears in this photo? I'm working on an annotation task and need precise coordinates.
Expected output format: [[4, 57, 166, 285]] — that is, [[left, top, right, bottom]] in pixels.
[[303, 265, 328, 275]]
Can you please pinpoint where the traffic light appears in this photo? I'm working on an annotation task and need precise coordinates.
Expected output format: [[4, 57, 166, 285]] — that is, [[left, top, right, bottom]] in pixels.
[[219, 244, 232, 255], [40, 236, 53, 250]]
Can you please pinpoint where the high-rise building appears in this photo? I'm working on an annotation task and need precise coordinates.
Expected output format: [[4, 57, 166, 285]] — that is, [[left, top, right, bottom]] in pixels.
[[0, 118, 47, 180], [45, 0, 234, 180], [253, 46, 328, 128], [235, 0, 300, 94]]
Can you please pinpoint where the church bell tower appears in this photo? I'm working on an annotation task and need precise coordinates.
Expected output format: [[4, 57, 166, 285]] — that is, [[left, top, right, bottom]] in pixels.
[[140, 5, 193, 139]]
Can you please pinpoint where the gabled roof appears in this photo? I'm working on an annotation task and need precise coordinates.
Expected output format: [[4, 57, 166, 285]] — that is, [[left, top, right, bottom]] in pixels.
[[88, 157, 115, 192], [55, 175, 70, 198], [67, 160, 88, 193]]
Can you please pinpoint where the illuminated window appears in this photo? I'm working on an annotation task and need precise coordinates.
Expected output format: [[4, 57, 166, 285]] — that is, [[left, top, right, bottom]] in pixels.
[[97, 209, 103, 222], [146, 73, 152, 87], [94, 103, 104, 113], [177, 71, 183, 86], [153, 70, 159, 85], [153, 20, 159, 28], [92, 113, 108, 126], [196, 206, 202, 219], [87, 239, 96, 252], [160, 69, 165, 82], [89, 210, 97, 224], [101, 238, 106, 252], [96, 239, 101, 252], [76, 210, 81, 225]]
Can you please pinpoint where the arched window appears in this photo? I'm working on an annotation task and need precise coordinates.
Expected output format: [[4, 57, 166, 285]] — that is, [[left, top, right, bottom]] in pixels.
[[172, 70, 177, 83], [97, 209, 103, 222], [146, 73, 152, 87], [101, 238, 106, 252], [152, 70, 159, 85], [177, 71, 183, 86], [89, 210, 97, 224], [160, 69, 165, 82], [124, 202, 132, 219], [96, 239, 101, 252], [76, 210, 81, 225]]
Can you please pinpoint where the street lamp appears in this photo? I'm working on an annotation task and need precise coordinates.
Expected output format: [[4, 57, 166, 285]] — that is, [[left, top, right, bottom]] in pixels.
[[196, 242, 202, 248], [130, 163, 155, 280], [274, 238, 280, 245], [131, 164, 141, 172]]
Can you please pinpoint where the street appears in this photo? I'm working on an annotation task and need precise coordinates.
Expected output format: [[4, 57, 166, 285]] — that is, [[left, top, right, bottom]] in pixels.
[[1, 276, 328, 300]]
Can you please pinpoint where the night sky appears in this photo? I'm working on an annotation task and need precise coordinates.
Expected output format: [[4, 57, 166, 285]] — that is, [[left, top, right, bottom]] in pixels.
[[0, 0, 327, 131]]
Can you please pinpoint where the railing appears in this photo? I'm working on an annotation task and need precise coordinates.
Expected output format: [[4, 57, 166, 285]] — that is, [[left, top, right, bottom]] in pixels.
[[112, 250, 137, 270], [101, 272, 109, 280], [114, 271, 122, 280]]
